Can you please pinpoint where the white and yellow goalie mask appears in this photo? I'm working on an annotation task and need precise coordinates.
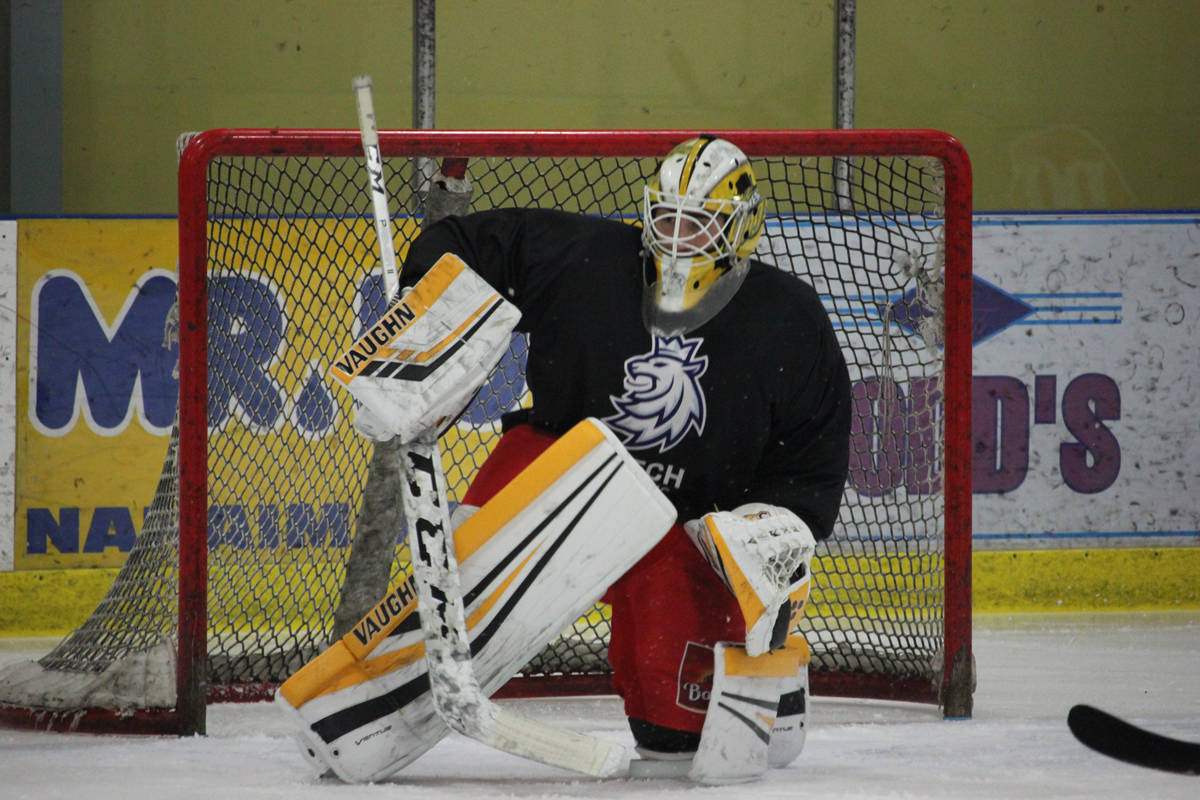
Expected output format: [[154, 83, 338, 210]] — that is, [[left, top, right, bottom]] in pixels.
[[641, 136, 765, 334]]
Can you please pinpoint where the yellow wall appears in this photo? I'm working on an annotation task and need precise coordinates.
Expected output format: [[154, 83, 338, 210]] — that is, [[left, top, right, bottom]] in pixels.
[[6, 548, 1199, 637], [16, 220, 178, 569], [60, 1, 1200, 214]]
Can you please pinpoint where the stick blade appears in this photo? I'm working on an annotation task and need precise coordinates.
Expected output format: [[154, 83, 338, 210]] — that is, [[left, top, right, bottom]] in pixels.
[[1068, 704, 1200, 776]]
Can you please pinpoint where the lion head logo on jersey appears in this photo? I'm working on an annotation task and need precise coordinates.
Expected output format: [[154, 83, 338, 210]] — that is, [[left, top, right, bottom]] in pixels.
[[604, 335, 708, 453]]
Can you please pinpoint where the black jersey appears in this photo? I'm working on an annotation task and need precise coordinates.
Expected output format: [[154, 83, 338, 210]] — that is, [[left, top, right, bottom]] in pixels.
[[405, 208, 850, 539]]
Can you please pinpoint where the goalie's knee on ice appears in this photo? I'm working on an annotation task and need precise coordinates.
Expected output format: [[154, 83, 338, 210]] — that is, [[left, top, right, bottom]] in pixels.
[[628, 718, 700, 756]]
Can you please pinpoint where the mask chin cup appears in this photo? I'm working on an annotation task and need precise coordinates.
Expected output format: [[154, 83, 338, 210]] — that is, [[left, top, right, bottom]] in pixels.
[[642, 260, 749, 336]]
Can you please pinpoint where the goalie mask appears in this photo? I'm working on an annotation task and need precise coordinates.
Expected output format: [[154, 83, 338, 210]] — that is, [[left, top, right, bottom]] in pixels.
[[641, 136, 765, 335]]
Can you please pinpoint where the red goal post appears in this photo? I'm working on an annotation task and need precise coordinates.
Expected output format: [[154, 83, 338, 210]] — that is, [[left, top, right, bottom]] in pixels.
[[0, 129, 972, 736]]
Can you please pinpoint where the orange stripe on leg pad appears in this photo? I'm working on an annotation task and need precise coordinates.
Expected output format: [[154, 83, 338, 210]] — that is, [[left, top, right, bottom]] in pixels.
[[452, 419, 607, 562], [278, 641, 360, 707], [722, 643, 804, 678]]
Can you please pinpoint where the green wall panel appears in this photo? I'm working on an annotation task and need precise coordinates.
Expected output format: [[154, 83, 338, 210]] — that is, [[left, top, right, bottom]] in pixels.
[[59, 0, 1199, 214]]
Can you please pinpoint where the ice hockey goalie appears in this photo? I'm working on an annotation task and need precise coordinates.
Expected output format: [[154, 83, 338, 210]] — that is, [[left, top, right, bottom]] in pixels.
[[281, 135, 851, 784]]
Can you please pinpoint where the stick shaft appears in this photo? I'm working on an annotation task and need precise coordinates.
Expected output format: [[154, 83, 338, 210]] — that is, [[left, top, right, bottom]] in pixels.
[[353, 75, 400, 298]]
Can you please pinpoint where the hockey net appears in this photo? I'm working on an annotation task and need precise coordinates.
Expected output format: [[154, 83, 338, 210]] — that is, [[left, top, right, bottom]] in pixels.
[[0, 130, 973, 734]]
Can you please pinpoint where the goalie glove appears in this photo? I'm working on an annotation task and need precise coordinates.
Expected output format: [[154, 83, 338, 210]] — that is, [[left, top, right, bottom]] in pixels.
[[684, 503, 815, 658]]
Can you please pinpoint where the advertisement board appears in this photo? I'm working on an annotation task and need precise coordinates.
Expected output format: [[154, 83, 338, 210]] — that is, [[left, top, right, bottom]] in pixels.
[[6, 214, 1198, 571], [971, 213, 1198, 548], [17, 220, 177, 568]]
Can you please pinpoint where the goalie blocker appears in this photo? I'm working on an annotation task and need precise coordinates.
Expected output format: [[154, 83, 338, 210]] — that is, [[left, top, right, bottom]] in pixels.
[[329, 252, 522, 442], [276, 418, 676, 782]]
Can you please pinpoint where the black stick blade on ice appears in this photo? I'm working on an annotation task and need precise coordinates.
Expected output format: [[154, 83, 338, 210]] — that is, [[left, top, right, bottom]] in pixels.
[[1068, 704, 1200, 776]]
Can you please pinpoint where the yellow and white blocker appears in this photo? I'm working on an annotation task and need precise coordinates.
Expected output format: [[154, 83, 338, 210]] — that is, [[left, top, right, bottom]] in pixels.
[[275, 418, 676, 783], [329, 252, 521, 443]]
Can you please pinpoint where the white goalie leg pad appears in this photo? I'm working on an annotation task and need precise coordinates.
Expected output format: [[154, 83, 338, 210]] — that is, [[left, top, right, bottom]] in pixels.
[[688, 642, 803, 785], [768, 634, 811, 769], [329, 252, 521, 441], [276, 418, 675, 782], [684, 503, 815, 657], [406, 433, 628, 778]]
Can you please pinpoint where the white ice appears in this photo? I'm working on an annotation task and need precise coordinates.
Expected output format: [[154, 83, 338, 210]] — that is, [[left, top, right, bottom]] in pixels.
[[2, 611, 1198, 799]]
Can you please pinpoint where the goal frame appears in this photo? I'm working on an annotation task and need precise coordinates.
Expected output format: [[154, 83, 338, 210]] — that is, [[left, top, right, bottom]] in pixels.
[[0, 129, 971, 736], [179, 127, 973, 725]]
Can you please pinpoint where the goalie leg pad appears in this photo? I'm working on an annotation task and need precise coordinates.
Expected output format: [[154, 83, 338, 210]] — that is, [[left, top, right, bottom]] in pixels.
[[687, 642, 803, 785], [276, 418, 675, 782], [768, 634, 811, 769]]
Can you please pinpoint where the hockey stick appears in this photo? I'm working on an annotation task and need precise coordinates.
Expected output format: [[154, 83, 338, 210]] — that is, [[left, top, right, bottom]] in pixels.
[[352, 75, 401, 299], [1068, 704, 1200, 776], [351, 76, 629, 778]]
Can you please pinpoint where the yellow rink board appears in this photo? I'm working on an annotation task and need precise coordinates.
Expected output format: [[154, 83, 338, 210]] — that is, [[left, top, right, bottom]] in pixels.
[[2, 548, 1198, 638]]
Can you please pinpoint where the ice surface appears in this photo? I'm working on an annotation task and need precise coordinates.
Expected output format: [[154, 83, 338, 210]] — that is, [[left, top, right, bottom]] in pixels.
[[1, 611, 1197, 799]]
